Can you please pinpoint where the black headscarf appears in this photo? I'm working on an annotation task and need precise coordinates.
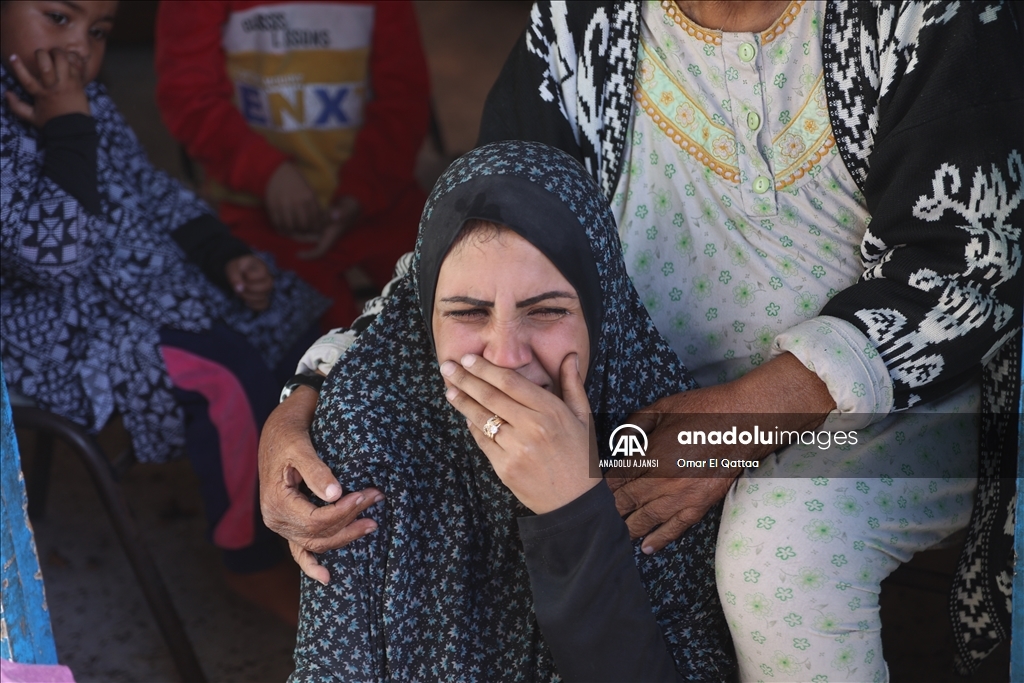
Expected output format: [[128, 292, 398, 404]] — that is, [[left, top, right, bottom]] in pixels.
[[417, 174, 603, 376], [294, 141, 728, 681]]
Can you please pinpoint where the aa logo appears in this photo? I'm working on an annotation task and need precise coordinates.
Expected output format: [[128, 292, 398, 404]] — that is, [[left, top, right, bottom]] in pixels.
[[608, 424, 648, 458]]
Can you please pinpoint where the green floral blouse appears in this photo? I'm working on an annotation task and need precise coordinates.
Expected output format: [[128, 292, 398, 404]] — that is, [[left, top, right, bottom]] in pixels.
[[615, 0, 909, 423]]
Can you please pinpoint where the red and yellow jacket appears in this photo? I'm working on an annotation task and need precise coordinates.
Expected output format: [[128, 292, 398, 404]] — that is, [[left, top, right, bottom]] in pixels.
[[155, 0, 430, 217]]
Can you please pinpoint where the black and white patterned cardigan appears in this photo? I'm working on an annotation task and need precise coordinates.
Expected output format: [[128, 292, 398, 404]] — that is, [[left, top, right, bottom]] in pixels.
[[478, 0, 1023, 672]]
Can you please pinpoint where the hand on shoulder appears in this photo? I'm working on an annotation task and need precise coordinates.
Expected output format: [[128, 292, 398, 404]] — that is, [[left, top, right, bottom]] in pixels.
[[259, 386, 384, 584]]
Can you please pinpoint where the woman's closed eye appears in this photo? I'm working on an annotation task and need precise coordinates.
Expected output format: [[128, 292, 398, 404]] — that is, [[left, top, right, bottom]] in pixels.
[[442, 306, 572, 322], [444, 308, 488, 321], [527, 307, 571, 320]]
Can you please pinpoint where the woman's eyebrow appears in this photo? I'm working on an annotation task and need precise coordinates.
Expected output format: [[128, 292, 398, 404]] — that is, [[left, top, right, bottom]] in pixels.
[[440, 296, 493, 307], [516, 291, 577, 308], [438, 291, 577, 308]]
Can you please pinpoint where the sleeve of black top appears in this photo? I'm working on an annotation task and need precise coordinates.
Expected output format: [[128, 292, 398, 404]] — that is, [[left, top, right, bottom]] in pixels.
[[517, 484, 682, 683], [170, 213, 252, 291], [477, 3, 583, 161], [39, 113, 101, 215]]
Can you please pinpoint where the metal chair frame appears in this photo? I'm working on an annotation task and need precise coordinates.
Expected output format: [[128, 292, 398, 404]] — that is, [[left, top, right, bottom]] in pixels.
[[12, 405, 206, 683]]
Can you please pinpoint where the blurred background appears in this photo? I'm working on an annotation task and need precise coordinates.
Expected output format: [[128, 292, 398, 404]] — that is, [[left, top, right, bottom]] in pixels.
[[13, 2, 1012, 681]]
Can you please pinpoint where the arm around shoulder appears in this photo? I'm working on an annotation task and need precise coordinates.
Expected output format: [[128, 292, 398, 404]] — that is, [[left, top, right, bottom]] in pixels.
[[259, 385, 383, 583]]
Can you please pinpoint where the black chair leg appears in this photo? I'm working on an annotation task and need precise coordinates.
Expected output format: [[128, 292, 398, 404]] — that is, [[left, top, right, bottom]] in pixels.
[[13, 406, 207, 683], [26, 429, 54, 519]]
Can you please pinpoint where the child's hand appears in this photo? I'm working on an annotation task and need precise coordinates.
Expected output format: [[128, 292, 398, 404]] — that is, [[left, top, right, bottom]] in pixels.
[[297, 195, 360, 260], [5, 51, 91, 128], [265, 162, 323, 240], [226, 255, 274, 311]]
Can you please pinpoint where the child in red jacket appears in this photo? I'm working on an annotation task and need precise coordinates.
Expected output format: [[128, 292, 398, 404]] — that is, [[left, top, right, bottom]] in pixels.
[[155, 0, 429, 329]]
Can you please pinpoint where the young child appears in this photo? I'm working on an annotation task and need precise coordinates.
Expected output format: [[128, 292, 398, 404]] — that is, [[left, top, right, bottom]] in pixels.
[[154, 0, 430, 329], [0, 0, 328, 624]]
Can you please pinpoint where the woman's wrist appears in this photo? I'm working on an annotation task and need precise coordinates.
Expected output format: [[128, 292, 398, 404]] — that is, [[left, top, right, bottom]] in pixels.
[[735, 351, 836, 428], [517, 482, 612, 538], [772, 317, 894, 425], [280, 374, 325, 403]]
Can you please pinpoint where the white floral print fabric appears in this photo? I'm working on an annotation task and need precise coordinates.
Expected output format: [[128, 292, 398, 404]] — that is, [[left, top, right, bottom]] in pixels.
[[718, 384, 977, 683], [616, 1, 879, 401]]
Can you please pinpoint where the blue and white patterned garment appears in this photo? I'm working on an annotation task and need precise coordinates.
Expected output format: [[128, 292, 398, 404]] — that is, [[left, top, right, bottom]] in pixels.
[[294, 141, 732, 681], [0, 66, 328, 463]]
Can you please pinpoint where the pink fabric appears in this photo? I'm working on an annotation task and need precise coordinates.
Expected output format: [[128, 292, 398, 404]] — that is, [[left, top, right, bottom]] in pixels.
[[0, 659, 75, 683], [160, 346, 257, 549]]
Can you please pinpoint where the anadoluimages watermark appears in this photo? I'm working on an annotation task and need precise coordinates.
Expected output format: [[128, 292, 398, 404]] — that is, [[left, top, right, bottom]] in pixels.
[[596, 420, 861, 474]]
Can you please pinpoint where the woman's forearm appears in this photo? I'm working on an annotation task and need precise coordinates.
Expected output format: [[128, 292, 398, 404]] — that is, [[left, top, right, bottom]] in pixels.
[[518, 485, 683, 682]]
